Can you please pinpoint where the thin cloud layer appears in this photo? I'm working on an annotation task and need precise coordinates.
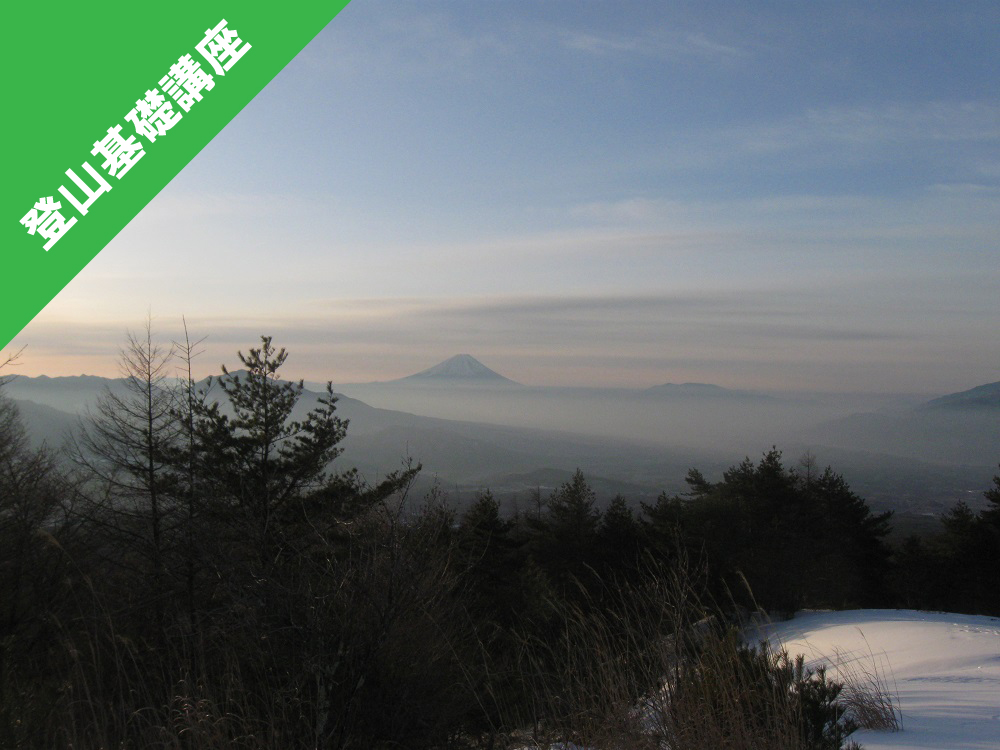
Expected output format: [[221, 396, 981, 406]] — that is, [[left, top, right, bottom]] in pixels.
[[8, 1, 998, 394]]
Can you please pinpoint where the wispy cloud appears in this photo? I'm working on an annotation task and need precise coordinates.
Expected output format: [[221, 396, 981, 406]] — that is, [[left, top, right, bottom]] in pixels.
[[556, 28, 745, 62], [298, 3, 516, 82], [927, 182, 1000, 195], [569, 197, 688, 223], [748, 101, 1000, 152], [13, 277, 997, 391], [557, 30, 638, 55], [608, 99, 1000, 183]]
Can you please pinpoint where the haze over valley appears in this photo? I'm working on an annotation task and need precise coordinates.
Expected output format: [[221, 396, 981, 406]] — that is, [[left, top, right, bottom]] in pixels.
[[7, 353, 996, 520]]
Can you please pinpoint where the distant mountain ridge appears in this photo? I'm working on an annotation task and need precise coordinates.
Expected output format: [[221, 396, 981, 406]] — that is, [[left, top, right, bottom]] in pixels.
[[3, 370, 997, 515], [0, 370, 693, 499], [644, 382, 769, 400], [800, 378, 1000, 468], [393, 354, 519, 385], [647, 382, 731, 395], [2, 373, 128, 414], [922, 381, 1000, 411]]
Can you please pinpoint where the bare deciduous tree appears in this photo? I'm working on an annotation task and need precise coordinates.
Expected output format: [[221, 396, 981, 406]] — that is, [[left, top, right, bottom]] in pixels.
[[70, 318, 178, 636]]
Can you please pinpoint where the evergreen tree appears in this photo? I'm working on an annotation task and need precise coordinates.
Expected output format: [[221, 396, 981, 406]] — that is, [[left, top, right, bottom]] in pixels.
[[459, 490, 521, 623], [0, 388, 71, 648], [532, 469, 601, 599], [648, 450, 892, 614], [640, 489, 687, 565], [597, 494, 643, 581], [938, 501, 986, 610], [807, 467, 893, 607], [974, 471, 1000, 613], [933, 480, 1000, 614], [979, 467, 1000, 529], [186, 337, 420, 554], [187, 337, 348, 555], [889, 474, 1000, 617], [0, 368, 78, 704], [196, 337, 344, 515]]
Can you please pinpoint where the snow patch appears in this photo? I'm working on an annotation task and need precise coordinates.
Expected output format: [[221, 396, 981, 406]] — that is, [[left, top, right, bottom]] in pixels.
[[757, 609, 1000, 750]]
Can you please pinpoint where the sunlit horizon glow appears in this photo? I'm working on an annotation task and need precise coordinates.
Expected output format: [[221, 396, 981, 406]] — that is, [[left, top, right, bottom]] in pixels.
[[8, 1, 999, 394]]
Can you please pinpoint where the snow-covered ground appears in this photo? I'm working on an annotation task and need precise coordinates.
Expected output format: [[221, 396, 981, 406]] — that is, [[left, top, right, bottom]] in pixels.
[[757, 609, 1000, 749]]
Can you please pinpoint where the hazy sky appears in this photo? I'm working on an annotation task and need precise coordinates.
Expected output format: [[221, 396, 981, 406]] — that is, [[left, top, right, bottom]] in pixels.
[[10, 1, 999, 393]]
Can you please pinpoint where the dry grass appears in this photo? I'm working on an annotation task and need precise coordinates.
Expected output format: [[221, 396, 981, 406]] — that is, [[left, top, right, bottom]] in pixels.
[[760, 621, 903, 735], [826, 634, 902, 732], [506, 570, 879, 750]]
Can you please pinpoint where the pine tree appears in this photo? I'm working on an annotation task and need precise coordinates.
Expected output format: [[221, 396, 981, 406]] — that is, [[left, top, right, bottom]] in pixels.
[[0, 387, 70, 649], [189, 336, 347, 546], [532, 469, 601, 598], [640, 490, 686, 563], [980, 467, 1000, 529], [597, 494, 643, 580], [458, 491, 524, 627], [186, 336, 419, 567], [651, 450, 892, 614], [808, 467, 892, 607]]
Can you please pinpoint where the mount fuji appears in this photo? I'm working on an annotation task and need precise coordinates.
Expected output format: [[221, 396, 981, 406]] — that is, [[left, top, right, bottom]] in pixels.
[[393, 354, 519, 385]]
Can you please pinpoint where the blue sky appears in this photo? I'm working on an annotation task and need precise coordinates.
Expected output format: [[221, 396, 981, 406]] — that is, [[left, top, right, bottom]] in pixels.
[[14, 1, 1000, 392]]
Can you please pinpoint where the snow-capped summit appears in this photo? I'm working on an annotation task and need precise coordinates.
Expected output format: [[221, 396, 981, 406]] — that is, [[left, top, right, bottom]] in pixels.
[[398, 354, 518, 385]]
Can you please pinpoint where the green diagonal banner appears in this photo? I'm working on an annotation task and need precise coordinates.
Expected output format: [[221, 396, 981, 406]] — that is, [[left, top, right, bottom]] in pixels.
[[2, 2, 350, 350]]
